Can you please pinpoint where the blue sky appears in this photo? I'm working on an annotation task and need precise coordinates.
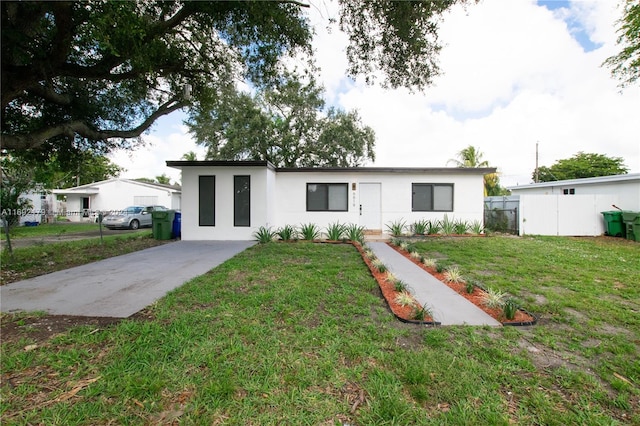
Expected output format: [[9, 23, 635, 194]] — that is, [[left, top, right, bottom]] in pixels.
[[538, 0, 602, 52], [111, 0, 640, 187]]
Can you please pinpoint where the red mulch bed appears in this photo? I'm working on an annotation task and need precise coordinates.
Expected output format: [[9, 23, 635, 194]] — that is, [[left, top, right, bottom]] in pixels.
[[354, 243, 438, 324], [385, 243, 536, 326]]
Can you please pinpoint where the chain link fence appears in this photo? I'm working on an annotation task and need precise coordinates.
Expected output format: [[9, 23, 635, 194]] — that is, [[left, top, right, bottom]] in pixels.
[[484, 196, 519, 234]]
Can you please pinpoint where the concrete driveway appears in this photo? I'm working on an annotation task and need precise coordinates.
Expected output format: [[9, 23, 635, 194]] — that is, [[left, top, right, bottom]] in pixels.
[[0, 241, 255, 318]]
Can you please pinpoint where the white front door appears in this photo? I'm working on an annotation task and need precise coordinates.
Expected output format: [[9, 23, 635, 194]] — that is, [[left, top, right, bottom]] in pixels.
[[359, 183, 381, 230]]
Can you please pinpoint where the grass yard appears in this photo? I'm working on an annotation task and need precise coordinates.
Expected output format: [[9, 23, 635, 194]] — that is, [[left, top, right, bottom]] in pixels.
[[1, 222, 103, 238], [1, 237, 638, 424]]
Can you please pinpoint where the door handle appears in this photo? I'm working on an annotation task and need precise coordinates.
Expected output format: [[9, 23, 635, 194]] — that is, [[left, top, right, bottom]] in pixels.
[[359, 204, 362, 216]]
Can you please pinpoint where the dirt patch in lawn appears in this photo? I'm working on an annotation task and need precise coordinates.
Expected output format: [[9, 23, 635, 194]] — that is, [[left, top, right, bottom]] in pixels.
[[0, 314, 122, 345]]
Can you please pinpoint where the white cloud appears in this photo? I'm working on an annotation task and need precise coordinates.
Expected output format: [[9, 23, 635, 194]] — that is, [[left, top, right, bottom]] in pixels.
[[311, 0, 640, 186], [133, 0, 639, 188]]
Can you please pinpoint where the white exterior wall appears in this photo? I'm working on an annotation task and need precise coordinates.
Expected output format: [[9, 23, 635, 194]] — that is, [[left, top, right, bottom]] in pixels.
[[519, 194, 619, 236], [510, 180, 639, 210], [177, 166, 486, 240], [17, 191, 56, 224], [274, 171, 485, 235], [61, 180, 178, 222], [180, 166, 271, 240]]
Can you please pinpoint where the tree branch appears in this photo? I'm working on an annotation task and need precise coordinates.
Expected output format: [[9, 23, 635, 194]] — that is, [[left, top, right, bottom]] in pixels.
[[26, 83, 72, 105], [1, 100, 187, 151]]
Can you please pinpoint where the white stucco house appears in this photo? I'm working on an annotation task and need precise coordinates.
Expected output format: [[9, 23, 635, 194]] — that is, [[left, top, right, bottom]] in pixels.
[[52, 178, 181, 222], [13, 189, 57, 225], [166, 160, 495, 240], [507, 173, 640, 236]]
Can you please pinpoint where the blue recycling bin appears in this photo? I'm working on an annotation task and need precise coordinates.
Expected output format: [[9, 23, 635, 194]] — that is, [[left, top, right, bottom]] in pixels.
[[172, 211, 181, 239]]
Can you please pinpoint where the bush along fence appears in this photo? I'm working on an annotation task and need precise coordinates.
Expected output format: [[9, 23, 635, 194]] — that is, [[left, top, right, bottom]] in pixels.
[[387, 238, 537, 326]]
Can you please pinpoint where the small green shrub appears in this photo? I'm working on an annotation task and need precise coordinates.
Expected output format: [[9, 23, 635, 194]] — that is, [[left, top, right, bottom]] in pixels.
[[371, 259, 387, 273], [435, 263, 445, 273], [345, 223, 365, 243], [390, 238, 403, 247], [426, 220, 441, 235], [410, 219, 429, 235], [503, 298, 520, 320], [443, 266, 465, 283], [453, 219, 469, 235], [276, 224, 297, 241], [412, 303, 433, 321], [440, 214, 455, 235], [386, 219, 407, 237], [394, 280, 407, 292], [394, 291, 415, 307], [399, 241, 409, 251], [465, 281, 475, 294], [422, 258, 437, 269], [325, 222, 347, 241], [482, 287, 506, 309], [299, 223, 320, 240], [469, 220, 484, 235], [254, 226, 276, 243]]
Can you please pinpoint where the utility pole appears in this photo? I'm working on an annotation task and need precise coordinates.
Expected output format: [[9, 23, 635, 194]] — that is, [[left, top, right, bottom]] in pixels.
[[534, 141, 539, 183]]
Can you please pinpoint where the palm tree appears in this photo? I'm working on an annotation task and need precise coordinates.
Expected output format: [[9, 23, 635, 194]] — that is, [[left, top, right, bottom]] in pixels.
[[447, 145, 503, 196], [181, 151, 198, 161], [447, 146, 489, 168]]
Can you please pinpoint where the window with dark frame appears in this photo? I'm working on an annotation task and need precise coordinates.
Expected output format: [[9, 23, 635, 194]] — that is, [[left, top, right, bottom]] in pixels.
[[563, 188, 575, 195], [306, 183, 348, 211], [199, 175, 216, 226], [234, 175, 250, 227], [412, 183, 454, 212]]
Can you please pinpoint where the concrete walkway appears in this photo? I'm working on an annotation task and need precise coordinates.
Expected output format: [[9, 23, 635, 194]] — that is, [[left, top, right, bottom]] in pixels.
[[0, 241, 255, 318], [367, 242, 501, 326]]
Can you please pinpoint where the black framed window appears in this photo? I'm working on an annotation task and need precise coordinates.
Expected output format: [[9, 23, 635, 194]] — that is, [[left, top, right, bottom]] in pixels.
[[307, 183, 348, 211], [234, 175, 250, 227], [563, 188, 575, 195], [412, 183, 454, 212], [199, 175, 215, 226]]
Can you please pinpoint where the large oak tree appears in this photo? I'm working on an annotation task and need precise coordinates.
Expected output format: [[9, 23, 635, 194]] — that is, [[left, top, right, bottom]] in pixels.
[[187, 72, 375, 167], [1, 0, 467, 157]]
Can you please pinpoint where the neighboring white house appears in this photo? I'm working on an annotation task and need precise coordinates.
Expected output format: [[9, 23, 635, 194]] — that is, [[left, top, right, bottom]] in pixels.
[[14, 189, 57, 225], [52, 178, 181, 222], [507, 173, 640, 236], [166, 160, 495, 240]]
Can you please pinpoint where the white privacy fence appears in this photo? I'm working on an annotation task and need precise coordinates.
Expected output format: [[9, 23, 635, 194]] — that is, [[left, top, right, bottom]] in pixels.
[[518, 194, 619, 236]]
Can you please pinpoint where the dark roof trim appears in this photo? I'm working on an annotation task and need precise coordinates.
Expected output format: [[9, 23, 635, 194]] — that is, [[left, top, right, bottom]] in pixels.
[[166, 160, 495, 175], [276, 167, 496, 174], [166, 160, 276, 170]]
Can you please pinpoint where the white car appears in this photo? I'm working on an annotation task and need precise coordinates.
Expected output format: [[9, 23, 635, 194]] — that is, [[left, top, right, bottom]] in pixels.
[[102, 205, 168, 230]]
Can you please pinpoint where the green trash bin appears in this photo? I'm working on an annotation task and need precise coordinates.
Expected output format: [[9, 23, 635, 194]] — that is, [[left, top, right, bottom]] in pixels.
[[152, 210, 175, 240], [601, 211, 625, 237], [621, 211, 640, 242]]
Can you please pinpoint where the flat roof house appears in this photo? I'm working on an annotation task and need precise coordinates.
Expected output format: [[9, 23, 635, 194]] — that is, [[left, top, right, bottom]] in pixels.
[[167, 160, 495, 240]]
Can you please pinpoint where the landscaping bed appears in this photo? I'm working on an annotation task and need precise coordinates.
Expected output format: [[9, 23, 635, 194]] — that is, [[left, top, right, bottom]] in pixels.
[[386, 241, 536, 326]]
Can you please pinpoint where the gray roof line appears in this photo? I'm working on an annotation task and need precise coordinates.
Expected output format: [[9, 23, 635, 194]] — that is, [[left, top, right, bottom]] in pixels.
[[165, 160, 495, 174]]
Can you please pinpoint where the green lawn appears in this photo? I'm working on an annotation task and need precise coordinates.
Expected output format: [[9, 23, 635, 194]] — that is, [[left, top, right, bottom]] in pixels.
[[1, 237, 638, 424], [1, 222, 103, 238]]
